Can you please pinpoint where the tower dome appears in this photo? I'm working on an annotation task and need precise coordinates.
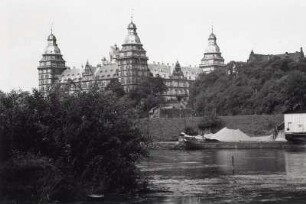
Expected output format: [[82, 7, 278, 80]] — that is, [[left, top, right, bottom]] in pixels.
[[47, 33, 57, 41], [124, 21, 141, 44], [127, 22, 137, 30], [205, 31, 220, 53], [208, 33, 216, 40], [45, 33, 61, 54], [199, 28, 225, 73]]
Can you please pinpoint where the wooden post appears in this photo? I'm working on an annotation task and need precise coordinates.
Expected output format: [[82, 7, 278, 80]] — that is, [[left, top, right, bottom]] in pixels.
[[232, 155, 235, 175]]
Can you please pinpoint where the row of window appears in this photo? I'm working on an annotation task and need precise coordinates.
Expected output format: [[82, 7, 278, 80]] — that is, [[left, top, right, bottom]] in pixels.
[[39, 85, 49, 91], [39, 74, 52, 79], [99, 69, 115, 73], [39, 79, 52, 85], [119, 77, 138, 84], [40, 61, 64, 67], [43, 55, 62, 60], [39, 69, 52, 74], [165, 89, 188, 95], [165, 82, 188, 87], [119, 71, 147, 77]]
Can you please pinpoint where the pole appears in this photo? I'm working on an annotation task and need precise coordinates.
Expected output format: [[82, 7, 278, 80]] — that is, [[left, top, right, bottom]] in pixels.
[[232, 155, 235, 175]]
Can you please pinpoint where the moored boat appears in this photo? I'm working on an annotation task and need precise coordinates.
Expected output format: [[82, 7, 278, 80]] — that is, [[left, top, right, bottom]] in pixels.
[[284, 112, 306, 144]]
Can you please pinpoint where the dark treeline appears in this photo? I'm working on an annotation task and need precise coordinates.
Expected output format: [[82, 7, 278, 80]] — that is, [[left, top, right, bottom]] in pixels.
[[0, 77, 166, 202], [189, 57, 306, 116], [0, 78, 165, 202]]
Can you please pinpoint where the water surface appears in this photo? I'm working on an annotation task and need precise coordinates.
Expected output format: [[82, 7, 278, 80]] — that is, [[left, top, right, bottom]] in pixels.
[[120, 148, 306, 204], [54, 148, 306, 204]]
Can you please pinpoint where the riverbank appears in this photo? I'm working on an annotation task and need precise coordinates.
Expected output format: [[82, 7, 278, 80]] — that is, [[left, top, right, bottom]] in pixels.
[[149, 141, 306, 150], [138, 115, 283, 141]]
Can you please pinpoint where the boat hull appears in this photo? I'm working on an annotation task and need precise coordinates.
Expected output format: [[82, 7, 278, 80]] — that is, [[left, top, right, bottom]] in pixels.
[[285, 133, 306, 144]]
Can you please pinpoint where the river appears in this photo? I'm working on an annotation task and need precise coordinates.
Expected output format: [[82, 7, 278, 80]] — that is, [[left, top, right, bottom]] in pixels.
[[94, 148, 306, 204]]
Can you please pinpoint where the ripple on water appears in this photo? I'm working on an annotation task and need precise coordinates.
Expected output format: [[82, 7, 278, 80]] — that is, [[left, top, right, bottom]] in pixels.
[[137, 149, 306, 204]]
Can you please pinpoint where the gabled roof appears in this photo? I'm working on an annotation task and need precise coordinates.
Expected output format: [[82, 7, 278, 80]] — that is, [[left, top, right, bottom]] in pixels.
[[95, 64, 119, 79]]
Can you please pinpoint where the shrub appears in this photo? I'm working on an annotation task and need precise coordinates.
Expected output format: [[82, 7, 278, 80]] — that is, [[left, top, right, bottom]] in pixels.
[[198, 115, 224, 134], [0, 88, 148, 201], [184, 126, 198, 136]]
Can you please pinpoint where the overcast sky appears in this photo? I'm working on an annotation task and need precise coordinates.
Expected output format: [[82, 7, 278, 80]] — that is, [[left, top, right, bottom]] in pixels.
[[1, 0, 306, 92]]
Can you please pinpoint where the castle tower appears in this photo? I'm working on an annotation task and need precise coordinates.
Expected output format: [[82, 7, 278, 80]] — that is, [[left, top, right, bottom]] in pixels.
[[117, 20, 150, 92], [199, 27, 225, 73], [37, 31, 66, 94]]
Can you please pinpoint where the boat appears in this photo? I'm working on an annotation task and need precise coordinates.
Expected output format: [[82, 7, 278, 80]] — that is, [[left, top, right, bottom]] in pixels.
[[285, 133, 306, 143], [87, 194, 105, 201], [284, 112, 306, 144], [180, 133, 219, 149]]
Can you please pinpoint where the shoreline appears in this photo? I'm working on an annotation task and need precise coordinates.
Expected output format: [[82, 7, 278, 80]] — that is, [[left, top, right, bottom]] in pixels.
[[149, 141, 306, 150]]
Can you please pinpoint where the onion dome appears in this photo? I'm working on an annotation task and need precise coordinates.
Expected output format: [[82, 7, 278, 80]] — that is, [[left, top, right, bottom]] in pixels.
[[124, 21, 141, 44], [45, 33, 61, 54], [205, 31, 221, 53], [199, 27, 224, 72], [127, 22, 137, 30], [208, 33, 216, 40]]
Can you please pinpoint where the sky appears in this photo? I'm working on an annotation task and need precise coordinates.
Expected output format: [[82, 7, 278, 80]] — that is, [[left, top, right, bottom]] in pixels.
[[1, 0, 306, 92]]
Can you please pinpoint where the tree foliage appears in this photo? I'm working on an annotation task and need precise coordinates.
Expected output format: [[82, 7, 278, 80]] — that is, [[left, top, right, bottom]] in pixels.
[[128, 76, 168, 116], [0, 88, 148, 201], [189, 57, 306, 115], [198, 115, 224, 134], [105, 78, 126, 97]]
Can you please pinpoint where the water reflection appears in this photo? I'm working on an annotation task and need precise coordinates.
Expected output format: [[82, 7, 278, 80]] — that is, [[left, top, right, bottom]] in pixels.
[[140, 149, 288, 178], [73, 148, 306, 204], [215, 150, 286, 174], [136, 148, 306, 204], [285, 150, 306, 178]]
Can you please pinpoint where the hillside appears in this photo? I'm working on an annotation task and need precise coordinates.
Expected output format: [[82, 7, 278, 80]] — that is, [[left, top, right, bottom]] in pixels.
[[189, 57, 306, 116], [138, 114, 283, 141]]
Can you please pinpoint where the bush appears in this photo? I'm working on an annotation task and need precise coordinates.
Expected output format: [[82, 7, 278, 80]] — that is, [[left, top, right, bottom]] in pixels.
[[184, 126, 198, 136], [0, 153, 64, 201], [0, 88, 148, 201], [198, 115, 224, 134]]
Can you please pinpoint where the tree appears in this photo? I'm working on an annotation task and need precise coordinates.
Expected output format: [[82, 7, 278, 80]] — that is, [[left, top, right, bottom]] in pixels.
[[189, 58, 306, 115], [128, 76, 167, 116], [198, 115, 224, 134], [105, 78, 125, 97], [0, 88, 148, 201]]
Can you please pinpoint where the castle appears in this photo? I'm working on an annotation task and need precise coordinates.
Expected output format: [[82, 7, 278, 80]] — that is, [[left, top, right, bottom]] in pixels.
[[248, 48, 304, 63], [38, 19, 305, 100], [37, 20, 225, 100]]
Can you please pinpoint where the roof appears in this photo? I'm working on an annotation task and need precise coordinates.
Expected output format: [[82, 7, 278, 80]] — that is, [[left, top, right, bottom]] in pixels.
[[148, 63, 201, 80], [95, 64, 119, 79], [45, 33, 61, 54], [60, 68, 83, 82], [58, 61, 200, 84], [124, 21, 141, 44], [248, 49, 304, 63]]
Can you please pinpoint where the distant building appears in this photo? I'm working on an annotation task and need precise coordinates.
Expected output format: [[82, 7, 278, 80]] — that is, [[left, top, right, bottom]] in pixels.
[[117, 21, 151, 92], [248, 48, 305, 63], [37, 19, 205, 101], [37, 32, 67, 95], [163, 61, 189, 101], [199, 28, 225, 73]]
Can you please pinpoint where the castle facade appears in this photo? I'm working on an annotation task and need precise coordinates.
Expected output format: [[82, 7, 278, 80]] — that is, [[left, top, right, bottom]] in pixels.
[[37, 20, 225, 100]]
